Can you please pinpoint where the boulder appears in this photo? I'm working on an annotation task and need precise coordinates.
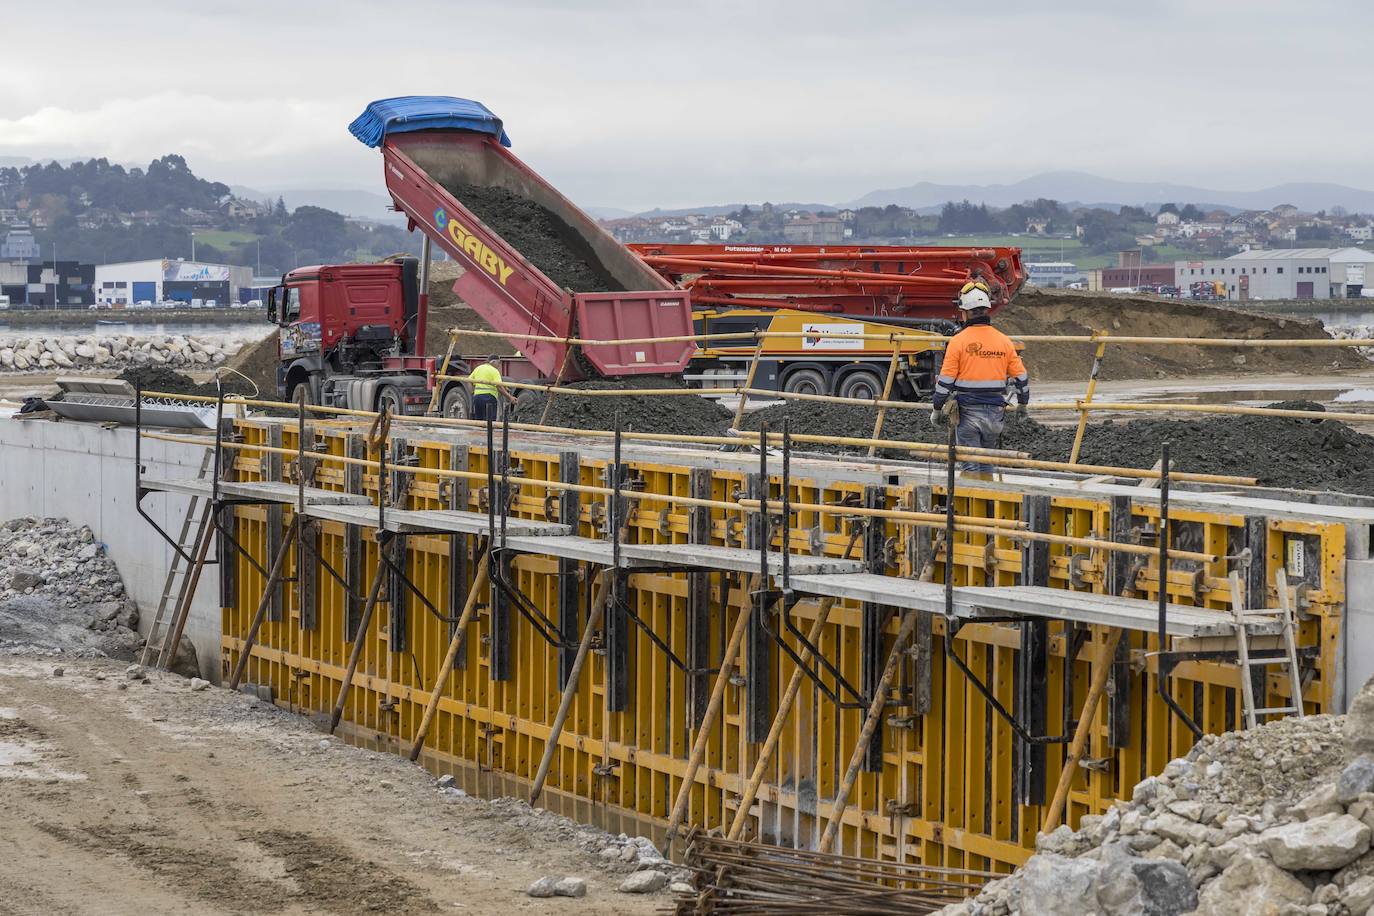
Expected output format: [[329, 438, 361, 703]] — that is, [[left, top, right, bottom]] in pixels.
[[618, 871, 668, 894], [526, 877, 558, 898], [1098, 854, 1198, 916], [75, 343, 96, 359], [1259, 813, 1372, 871], [1347, 675, 1374, 755], [1193, 851, 1310, 915], [1344, 874, 1374, 915], [1019, 853, 1105, 915], [553, 877, 586, 898], [1338, 757, 1374, 805], [11, 569, 45, 590]]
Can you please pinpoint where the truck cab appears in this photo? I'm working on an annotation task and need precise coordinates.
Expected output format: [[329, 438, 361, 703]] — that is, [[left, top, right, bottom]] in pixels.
[[266, 258, 471, 416]]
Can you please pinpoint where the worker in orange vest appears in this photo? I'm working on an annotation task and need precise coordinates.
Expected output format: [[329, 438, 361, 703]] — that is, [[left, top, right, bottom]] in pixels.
[[930, 280, 1029, 474]]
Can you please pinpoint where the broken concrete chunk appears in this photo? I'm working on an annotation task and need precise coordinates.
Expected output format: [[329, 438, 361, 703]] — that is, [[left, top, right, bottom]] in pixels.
[[1193, 851, 1311, 915], [526, 877, 558, 898], [618, 870, 667, 894], [1338, 757, 1374, 805], [1259, 813, 1372, 871], [553, 877, 586, 898], [1019, 853, 1104, 915]]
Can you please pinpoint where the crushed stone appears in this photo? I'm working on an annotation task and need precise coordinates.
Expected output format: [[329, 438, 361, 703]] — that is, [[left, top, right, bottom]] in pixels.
[[0, 516, 196, 675], [943, 702, 1374, 916], [512, 377, 732, 435], [446, 184, 623, 293]]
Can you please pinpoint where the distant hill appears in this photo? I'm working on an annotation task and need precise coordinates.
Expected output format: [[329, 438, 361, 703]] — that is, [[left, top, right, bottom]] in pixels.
[[231, 185, 401, 223], [845, 171, 1374, 214]]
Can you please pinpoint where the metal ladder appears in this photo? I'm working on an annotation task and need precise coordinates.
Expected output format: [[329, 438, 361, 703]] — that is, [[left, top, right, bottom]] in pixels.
[[1228, 569, 1306, 730], [139, 449, 215, 668]]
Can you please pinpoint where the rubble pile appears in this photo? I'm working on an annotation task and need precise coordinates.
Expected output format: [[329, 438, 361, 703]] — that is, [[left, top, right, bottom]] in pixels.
[[945, 683, 1374, 916], [0, 332, 249, 373], [0, 516, 194, 674]]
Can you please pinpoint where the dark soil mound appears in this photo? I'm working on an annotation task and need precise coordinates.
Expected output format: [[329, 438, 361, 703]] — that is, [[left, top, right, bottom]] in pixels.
[[447, 184, 622, 293], [742, 399, 1374, 495], [224, 335, 279, 397], [119, 366, 255, 399], [512, 377, 731, 436], [998, 287, 1361, 381]]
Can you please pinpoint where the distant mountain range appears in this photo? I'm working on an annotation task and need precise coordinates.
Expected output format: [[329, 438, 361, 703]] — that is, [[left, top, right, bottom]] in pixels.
[[601, 171, 1374, 219]]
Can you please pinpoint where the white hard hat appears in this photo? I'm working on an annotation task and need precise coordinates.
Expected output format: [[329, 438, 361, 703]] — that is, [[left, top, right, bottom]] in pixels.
[[959, 280, 992, 312]]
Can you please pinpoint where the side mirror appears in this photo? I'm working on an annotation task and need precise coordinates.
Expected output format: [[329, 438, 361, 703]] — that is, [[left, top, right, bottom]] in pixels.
[[266, 287, 280, 323]]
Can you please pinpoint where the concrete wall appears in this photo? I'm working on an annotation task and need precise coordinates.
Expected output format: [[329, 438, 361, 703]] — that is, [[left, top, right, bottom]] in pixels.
[[0, 416, 220, 679]]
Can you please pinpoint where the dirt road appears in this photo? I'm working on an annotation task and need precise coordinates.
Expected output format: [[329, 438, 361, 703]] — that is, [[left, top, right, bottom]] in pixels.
[[0, 657, 663, 916]]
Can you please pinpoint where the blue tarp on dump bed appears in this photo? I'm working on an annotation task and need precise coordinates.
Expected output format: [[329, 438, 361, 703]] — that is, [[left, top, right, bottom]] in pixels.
[[348, 96, 511, 148]]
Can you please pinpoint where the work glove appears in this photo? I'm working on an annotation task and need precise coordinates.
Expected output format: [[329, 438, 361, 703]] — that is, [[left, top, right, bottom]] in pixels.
[[929, 408, 945, 427]]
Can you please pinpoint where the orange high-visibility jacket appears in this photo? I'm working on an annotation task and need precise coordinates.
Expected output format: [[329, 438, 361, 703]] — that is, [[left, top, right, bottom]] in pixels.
[[931, 320, 1029, 409]]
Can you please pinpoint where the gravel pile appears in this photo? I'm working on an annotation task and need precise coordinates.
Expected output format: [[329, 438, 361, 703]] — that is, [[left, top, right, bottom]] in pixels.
[[945, 682, 1374, 916], [0, 516, 195, 674], [0, 333, 249, 373], [743, 400, 1374, 496], [447, 184, 623, 293], [512, 377, 732, 436]]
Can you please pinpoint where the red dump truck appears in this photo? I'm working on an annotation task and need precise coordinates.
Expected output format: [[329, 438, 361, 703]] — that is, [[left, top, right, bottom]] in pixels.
[[267, 97, 694, 415], [265, 97, 1025, 415]]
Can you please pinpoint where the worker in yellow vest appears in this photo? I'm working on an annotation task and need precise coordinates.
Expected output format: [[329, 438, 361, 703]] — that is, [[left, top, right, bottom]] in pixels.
[[469, 355, 512, 421]]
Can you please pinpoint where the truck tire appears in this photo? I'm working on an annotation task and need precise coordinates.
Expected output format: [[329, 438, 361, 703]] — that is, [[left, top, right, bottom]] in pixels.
[[441, 386, 469, 420], [289, 380, 315, 406], [378, 387, 405, 416], [782, 367, 826, 396], [836, 369, 884, 402]]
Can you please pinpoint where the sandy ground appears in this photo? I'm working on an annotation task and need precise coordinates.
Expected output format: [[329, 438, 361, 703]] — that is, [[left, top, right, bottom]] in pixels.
[[0, 657, 662, 916]]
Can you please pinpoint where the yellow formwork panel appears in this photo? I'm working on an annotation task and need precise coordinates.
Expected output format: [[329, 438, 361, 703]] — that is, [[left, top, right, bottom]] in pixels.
[[218, 420, 1347, 874]]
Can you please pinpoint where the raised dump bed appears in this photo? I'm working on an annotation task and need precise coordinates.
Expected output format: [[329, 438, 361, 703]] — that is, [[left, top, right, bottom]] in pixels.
[[353, 97, 694, 379]]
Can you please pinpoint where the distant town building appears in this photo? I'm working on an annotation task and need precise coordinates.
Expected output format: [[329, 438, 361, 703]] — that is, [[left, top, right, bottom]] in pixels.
[[1174, 247, 1374, 300], [1102, 264, 1175, 289], [1024, 261, 1084, 288], [94, 258, 253, 306], [0, 259, 95, 307], [782, 216, 844, 244], [1, 225, 40, 261]]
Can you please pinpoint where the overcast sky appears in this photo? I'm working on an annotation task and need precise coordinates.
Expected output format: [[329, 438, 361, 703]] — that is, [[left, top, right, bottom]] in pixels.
[[2, 1, 1371, 211]]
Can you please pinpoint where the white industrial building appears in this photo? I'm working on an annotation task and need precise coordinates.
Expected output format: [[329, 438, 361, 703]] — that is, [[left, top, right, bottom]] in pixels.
[[1024, 261, 1085, 288], [94, 259, 253, 307], [1173, 247, 1374, 301]]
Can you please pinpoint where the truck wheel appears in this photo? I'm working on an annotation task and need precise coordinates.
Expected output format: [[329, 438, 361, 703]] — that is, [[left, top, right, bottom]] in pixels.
[[441, 387, 469, 420], [836, 369, 884, 402], [289, 381, 315, 406], [782, 368, 826, 396], [378, 387, 405, 416]]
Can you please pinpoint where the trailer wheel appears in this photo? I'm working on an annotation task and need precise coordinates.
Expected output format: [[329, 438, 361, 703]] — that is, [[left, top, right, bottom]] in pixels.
[[441, 386, 469, 420], [782, 368, 826, 396], [836, 369, 884, 402]]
